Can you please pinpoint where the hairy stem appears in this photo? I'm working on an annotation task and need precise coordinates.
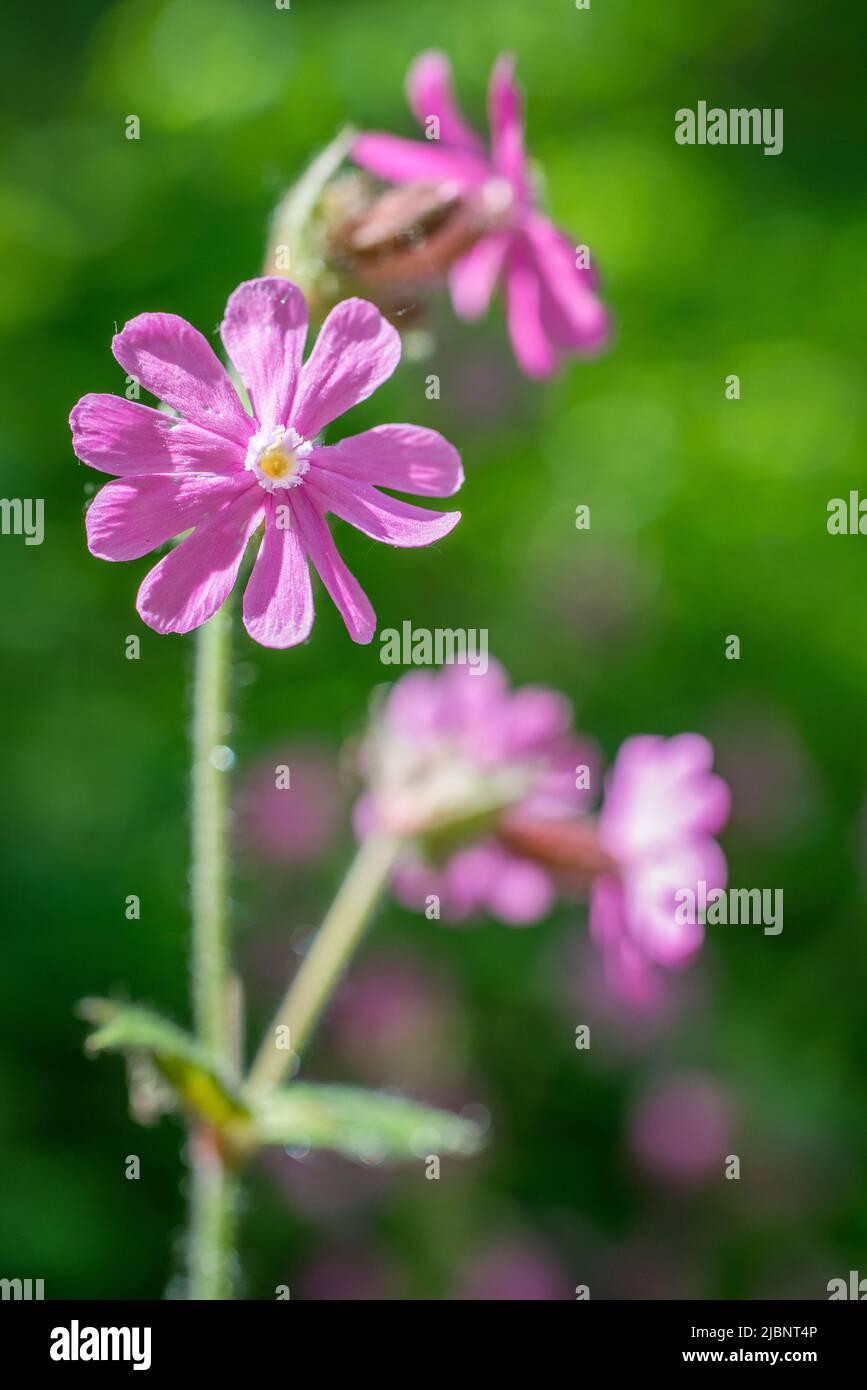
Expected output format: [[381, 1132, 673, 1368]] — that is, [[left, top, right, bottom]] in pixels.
[[247, 829, 401, 1095], [187, 1130, 239, 1302], [187, 602, 237, 1299], [191, 603, 232, 1050]]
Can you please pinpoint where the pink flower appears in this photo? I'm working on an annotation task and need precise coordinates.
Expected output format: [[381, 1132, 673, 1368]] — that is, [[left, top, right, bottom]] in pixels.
[[456, 1236, 571, 1301], [328, 953, 456, 1077], [590, 735, 730, 969], [357, 660, 597, 925], [627, 1072, 733, 1189], [70, 278, 462, 646], [235, 743, 342, 866], [296, 1246, 399, 1301], [352, 51, 609, 378]]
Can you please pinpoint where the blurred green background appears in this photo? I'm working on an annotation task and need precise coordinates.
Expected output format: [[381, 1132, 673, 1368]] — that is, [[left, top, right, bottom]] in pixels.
[[1, 0, 866, 1299]]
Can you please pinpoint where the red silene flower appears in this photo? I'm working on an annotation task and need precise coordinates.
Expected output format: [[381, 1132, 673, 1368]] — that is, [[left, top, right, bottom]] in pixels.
[[353, 51, 610, 377]]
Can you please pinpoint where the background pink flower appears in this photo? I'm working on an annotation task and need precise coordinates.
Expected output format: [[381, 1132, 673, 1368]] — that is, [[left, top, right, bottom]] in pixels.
[[590, 734, 730, 969], [295, 1246, 399, 1301], [235, 743, 343, 866], [353, 51, 609, 377], [70, 277, 462, 646], [358, 659, 598, 925], [455, 1235, 572, 1300], [327, 952, 460, 1083], [627, 1072, 733, 1190]]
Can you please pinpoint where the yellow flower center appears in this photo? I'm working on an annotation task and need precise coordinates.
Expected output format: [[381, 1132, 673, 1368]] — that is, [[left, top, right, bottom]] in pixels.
[[259, 445, 296, 481], [244, 425, 312, 492]]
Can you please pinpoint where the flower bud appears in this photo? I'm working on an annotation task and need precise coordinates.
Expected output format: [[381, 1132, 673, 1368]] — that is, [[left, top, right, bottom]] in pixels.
[[264, 129, 502, 329]]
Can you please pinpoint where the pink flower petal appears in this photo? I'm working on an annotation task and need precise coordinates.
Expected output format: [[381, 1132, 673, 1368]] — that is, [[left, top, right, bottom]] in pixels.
[[504, 245, 557, 378], [522, 737, 600, 817], [404, 840, 554, 925], [309, 474, 460, 548], [242, 496, 314, 649], [657, 734, 731, 836], [221, 278, 307, 431], [499, 687, 574, 755], [437, 843, 502, 919], [593, 733, 730, 969], [488, 54, 527, 192], [70, 395, 241, 476], [384, 670, 448, 738], [487, 853, 555, 925], [86, 473, 253, 561], [524, 215, 610, 353], [314, 424, 463, 497], [136, 488, 263, 635], [449, 232, 511, 322], [525, 211, 601, 292], [292, 298, 401, 440], [622, 841, 726, 967], [589, 873, 627, 954], [112, 312, 251, 446], [351, 133, 488, 187], [291, 489, 375, 644], [601, 734, 731, 861], [405, 50, 485, 153], [438, 658, 510, 737]]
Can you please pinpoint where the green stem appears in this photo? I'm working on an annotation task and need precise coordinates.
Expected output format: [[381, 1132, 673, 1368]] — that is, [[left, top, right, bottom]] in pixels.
[[187, 601, 237, 1299], [191, 602, 232, 1051], [187, 1131, 239, 1302], [247, 829, 402, 1095]]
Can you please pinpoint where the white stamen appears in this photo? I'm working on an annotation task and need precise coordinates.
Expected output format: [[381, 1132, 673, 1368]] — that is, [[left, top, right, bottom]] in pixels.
[[244, 424, 313, 492]]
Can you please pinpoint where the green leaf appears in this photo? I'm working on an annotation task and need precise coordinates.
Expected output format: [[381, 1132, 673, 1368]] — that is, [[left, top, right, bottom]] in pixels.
[[251, 1083, 485, 1163], [79, 999, 249, 1132]]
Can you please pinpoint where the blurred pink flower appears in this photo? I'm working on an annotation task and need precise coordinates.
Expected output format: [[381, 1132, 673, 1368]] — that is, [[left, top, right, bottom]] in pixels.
[[353, 51, 609, 377], [235, 743, 342, 865], [591, 735, 730, 970], [357, 659, 598, 924], [456, 1236, 571, 1300], [296, 1247, 398, 1301], [70, 277, 462, 645], [326, 954, 488, 1116], [328, 952, 457, 1079], [628, 1072, 733, 1189], [393, 844, 557, 926]]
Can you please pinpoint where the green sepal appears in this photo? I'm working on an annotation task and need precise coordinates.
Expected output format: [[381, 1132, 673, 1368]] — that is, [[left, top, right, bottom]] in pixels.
[[79, 999, 249, 1133]]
